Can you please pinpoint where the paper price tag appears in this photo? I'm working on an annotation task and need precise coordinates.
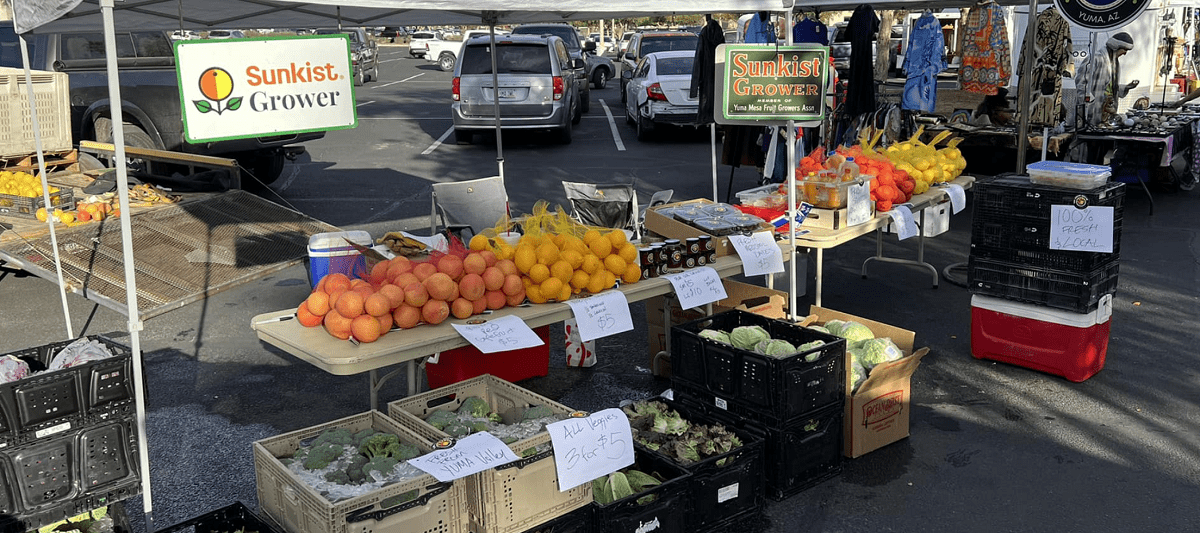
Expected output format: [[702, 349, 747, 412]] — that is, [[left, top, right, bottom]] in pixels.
[[887, 206, 919, 240], [548, 408, 635, 491], [728, 231, 784, 277], [1049, 205, 1114, 253], [565, 291, 634, 342], [940, 183, 966, 214], [664, 267, 728, 310], [451, 315, 544, 354], [407, 432, 521, 482], [846, 181, 872, 226]]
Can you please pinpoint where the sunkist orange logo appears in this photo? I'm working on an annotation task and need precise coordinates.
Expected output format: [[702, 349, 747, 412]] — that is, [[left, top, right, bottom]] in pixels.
[[194, 67, 242, 114]]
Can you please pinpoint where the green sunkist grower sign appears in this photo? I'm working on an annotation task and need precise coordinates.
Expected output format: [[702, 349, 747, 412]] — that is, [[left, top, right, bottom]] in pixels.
[[722, 45, 828, 122]]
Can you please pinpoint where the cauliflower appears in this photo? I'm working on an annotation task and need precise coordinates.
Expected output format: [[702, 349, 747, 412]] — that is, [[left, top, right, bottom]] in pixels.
[[857, 338, 904, 369], [730, 325, 770, 350], [698, 329, 732, 345], [754, 339, 797, 358], [837, 321, 875, 346]]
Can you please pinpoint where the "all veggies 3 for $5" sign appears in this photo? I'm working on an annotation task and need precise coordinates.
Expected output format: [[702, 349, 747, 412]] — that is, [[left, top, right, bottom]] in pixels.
[[174, 34, 356, 142]]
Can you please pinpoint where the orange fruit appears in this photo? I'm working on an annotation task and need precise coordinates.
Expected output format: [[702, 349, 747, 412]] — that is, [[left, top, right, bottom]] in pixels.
[[350, 314, 382, 343], [622, 264, 642, 284], [305, 290, 331, 316], [536, 242, 560, 265], [412, 262, 438, 282], [378, 284, 406, 309], [506, 290, 526, 307], [469, 234, 490, 251], [482, 267, 505, 291], [618, 243, 638, 264], [526, 285, 546, 304], [560, 250, 584, 270], [459, 273, 485, 301], [369, 261, 391, 285], [502, 274, 524, 296], [589, 237, 612, 258], [364, 292, 392, 317], [386, 257, 412, 279], [607, 230, 627, 248], [540, 278, 563, 300], [403, 282, 429, 307], [551, 233, 567, 248], [323, 273, 352, 295], [602, 270, 616, 290], [528, 264, 551, 284], [582, 229, 602, 245], [376, 312, 393, 336], [393, 305, 421, 329], [422, 300, 450, 325], [451, 298, 474, 319], [570, 270, 590, 290], [479, 250, 497, 267], [550, 260, 574, 283], [514, 245, 537, 273], [581, 255, 602, 274], [334, 291, 365, 319], [486, 290, 507, 310], [323, 309, 353, 340], [496, 259, 519, 277], [437, 255, 465, 280], [423, 272, 459, 301], [604, 255, 626, 275], [463, 253, 487, 275], [586, 271, 607, 294], [558, 284, 572, 302], [296, 302, 323, 327]]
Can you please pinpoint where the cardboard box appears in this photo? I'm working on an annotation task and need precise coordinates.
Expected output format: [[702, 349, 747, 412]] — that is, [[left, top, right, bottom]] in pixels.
[[647, 279, 787, 377], [807, 306, 929, 458], [644, 198, 773, 256]]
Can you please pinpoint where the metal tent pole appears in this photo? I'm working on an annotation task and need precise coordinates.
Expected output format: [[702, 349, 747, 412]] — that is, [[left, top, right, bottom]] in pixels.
[[1015, 0, 1040, 173], [101, 1, 154, 530], [486, 13, 505, 181]]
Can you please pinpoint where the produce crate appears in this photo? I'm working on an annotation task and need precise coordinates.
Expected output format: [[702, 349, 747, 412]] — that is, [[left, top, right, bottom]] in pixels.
[[386, 375, 591, 533], [0, 415, 142, 533], [0, 335, 136, 448], [252, 411, 468, 533], [519, 506, 591, 533], [0, 68, 73, 158], [972, 175, 1125, 222], [693, 507, 767, 533], [592, 449, 691, 533], [967, 256, 1120, 314], [0, 188, 75, 219], [637, 399, 763, 532], [970, 215, 1121, 273], [158, 502, 284, 533], [670, 310, 846, 424]]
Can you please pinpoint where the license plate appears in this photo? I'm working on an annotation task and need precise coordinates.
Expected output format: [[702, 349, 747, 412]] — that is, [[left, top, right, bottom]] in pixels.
[[497, 88, 517, 99]]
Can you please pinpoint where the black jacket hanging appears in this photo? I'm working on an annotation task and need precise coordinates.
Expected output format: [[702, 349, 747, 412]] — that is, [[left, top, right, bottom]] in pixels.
[[690, 18, 726, 125], [845, 4, 880, 117]]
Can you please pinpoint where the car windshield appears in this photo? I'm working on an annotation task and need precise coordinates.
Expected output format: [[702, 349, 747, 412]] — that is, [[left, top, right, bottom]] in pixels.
[[210, 31, 231, 37], [654, 57, 693, 76], [412, 33, 436, 39], [640, 35, 698, 54], [461, 43, 551, 74], [316, 29, 360, 43], [512, 26, 577, 48]]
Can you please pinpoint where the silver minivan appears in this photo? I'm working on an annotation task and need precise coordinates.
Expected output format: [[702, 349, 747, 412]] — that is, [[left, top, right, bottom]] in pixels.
[[451, 34, 585, 144]]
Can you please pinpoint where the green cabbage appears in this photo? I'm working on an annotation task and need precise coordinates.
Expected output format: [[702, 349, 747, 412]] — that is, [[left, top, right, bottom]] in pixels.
[[823, 320, 847, 336], [698, 329, 731, 345], [754, 339, 797, 358], [857, 337, 904, 369], [807, 325, 830, 334], [730, 325, 770, 350], [850, 360, 868, 393], [798, 340, 825, 362], [837, 321, 875, 346]]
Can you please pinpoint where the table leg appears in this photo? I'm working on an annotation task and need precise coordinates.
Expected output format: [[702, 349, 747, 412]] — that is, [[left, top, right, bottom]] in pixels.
[[861, 211, 939, 287], [815, 247, 824, 307], [369, 366, 407, 411]]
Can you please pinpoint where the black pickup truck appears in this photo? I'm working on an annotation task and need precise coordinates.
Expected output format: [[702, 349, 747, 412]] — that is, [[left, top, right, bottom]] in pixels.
[[0, 28, 323, 185]]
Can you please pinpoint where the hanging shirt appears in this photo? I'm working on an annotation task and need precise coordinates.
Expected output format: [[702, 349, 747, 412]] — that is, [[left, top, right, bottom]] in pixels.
[[902, 13, 947, 112], [959, 1, 1011, 95], [744, 14, 777, 45], [1018, 7, 1072, 125], [845, 4, 880, 117], [690, 19, 726, 125], [793, 18, 829, 45]]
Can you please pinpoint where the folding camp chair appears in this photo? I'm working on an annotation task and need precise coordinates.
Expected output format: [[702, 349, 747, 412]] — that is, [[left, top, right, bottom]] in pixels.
[[563, 182, 663, 241], [430, 176, 509, 241]]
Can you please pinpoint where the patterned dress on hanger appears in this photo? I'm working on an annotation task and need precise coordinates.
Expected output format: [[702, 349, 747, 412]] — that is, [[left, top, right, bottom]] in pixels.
[[960, 1, 1011, 95], [1018, 7, 1072, 125]]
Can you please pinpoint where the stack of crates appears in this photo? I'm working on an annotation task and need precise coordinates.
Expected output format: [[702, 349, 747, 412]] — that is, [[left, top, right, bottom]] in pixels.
[[968, 168, 1124, 381], [669, 309, 846, 502], [0, 335, 142, 533]]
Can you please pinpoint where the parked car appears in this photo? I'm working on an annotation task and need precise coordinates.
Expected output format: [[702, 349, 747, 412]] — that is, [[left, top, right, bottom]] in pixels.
[[170, 30, 197, 40], [425, 29, 501, 72], [510, 23, 595, 113], [408, 31, 439, 58], [619, 31, 698, 103], [621, 50, 699, 141], [206, 29, 246, 39], [315, 28, 378, 86], [451, 34, 585, 144], [585, 50, 615, 89], [379, 27, 405, 42], [830, 23, 904, 77], [618, 31, 635, 56]]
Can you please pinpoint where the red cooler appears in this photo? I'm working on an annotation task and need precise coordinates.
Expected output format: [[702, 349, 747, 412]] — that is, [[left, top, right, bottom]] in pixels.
[[970, 294, 1112, 382], [424, 325, 551, 388]]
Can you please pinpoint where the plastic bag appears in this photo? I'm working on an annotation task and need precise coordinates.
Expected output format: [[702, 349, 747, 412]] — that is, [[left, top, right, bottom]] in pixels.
[[48, 338, 115, 371], [0, 355, 30, 385]]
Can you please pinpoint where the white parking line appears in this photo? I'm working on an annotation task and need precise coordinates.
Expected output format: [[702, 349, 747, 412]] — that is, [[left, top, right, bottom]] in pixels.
[[422, 127, 454, 155], [374, 73, 424, 88], [599, 100, 626, 151], [356, 100, 375, 107], [379, 58, 404, 63]]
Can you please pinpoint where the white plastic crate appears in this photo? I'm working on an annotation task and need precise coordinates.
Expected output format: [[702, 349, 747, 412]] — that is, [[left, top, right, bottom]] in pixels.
[[0, 68, 72, 158]]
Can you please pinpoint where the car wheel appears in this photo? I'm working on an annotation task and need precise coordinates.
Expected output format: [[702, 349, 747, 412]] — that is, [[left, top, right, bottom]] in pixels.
[[93, 117, 156, 173], [353, 69, 364, 86], [625, 101, 636, 125], [368, 64, 379, 82], [439, 53, 456, 72], [592, 68, 608, 90], [571, 95, 582, 125], [237, 150, 286, 187], [557, 120, 573, 145], [620, 80, 627, 104], [580, 85, 591, 114], [636, 114, 653, 142], [453, 129, 473, 145]]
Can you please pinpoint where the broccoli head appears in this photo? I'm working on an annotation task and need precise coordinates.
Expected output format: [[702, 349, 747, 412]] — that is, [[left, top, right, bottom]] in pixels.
[[303, 442, 344, 470], [312, 428, 354, 448], [364, 456, 399, 478], [443, 422, 471, 437], [352, 429, 380, 447], [324, 470, 351, 485], [424, 410, 458, 431], [360, 433, 400, 459], [522, 405, 554, 421], [346, 454, 370, 484], [457, 396, 491, 418], [393, 442, 421, 461]]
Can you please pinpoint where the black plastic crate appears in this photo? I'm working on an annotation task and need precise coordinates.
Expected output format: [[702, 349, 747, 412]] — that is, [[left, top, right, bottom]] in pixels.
[[695, 507, 768, 533], [158, 502, 285, 533], [968, 256, 1120, 313], [972, 175, 1125, 222], [592, 449, 691, 533], [521, 505, 592, 533], [670, 310, 846, 424], [970, 216, 1122, 273], [638, 399, 764, 532], [0, 335, 135, 447]]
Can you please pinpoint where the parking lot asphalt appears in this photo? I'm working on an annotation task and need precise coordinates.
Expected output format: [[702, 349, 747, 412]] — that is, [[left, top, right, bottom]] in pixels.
[[1, 45, 1198, 532]]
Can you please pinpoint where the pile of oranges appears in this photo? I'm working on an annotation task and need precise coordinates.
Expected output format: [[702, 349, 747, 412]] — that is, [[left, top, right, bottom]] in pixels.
[[471, 227, 640, 304]]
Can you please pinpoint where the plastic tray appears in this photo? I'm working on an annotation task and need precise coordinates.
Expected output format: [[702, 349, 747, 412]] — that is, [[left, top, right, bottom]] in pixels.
[[386, 375, 590, 533], [734, 184, 786, 210], [0, 189, 75, 219], [1026, 161, 1111, 190], [253, 411, 468, 533], [967, 256, 1120, 314], [670, 310, 846, 425], [592, 450, 691, 533], [158, 502, 284, 533]]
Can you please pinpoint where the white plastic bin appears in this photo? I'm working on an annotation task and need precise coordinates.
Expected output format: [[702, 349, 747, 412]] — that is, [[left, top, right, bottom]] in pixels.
[[1026, 161, 1111, 190]]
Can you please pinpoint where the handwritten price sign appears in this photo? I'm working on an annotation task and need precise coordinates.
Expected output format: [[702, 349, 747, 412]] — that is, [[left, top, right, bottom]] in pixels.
[[887, 205, 919, 240], [728, 231, 784, 277], [407, 432, 521, 482], [451, 315, 545, 354], [664, 267, 728, 310], [548, 408, 635, 491], [1049, 205, 1114, 253], [565, 291, 634, 342]]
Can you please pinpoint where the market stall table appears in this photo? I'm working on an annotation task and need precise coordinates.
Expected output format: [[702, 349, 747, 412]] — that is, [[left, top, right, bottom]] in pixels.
[[1073, 117, 1198, 213], [251, 245, 789, 409], [785, 176, 975, 306]]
